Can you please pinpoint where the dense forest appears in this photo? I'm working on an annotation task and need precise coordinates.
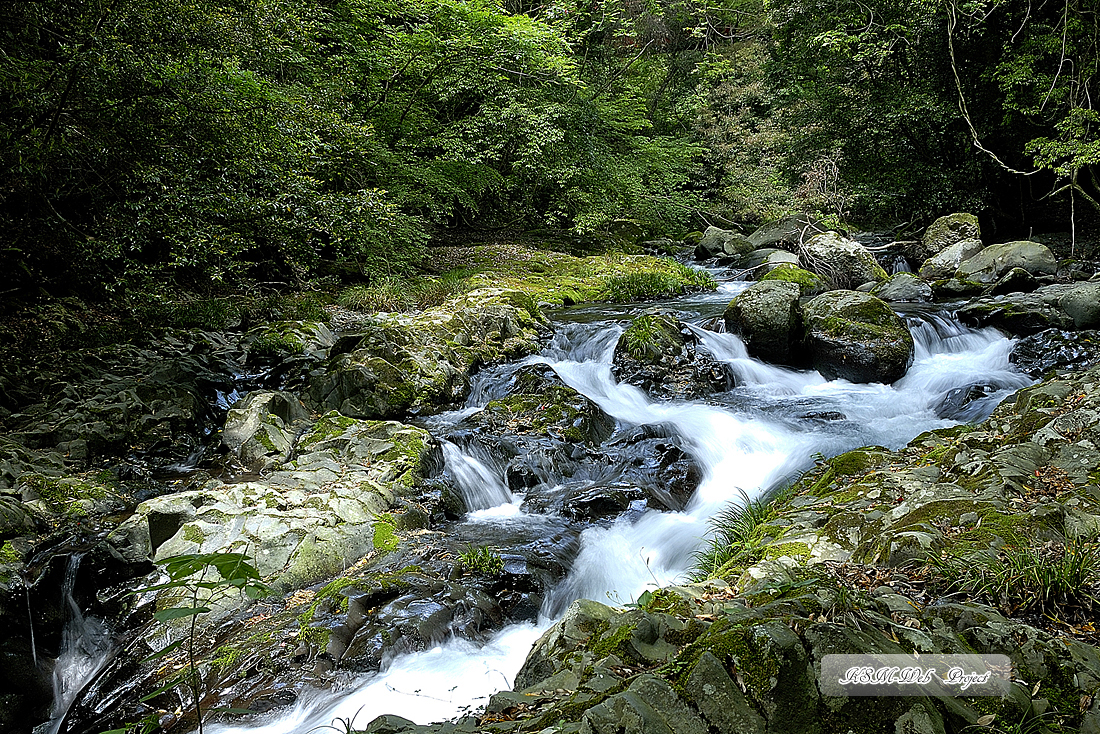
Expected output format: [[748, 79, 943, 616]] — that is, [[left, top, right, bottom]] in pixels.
[[1, 0, 1097, 302]]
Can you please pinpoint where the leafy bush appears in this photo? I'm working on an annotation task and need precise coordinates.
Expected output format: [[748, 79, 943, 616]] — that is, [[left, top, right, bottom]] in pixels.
[[457, 544, 505, 575]]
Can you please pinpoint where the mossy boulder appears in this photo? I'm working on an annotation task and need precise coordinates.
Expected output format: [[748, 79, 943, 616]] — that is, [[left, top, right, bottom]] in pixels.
[[746, 213, 820, 250], [913, 213, 980, 262], [470, 364, 615, 446], [802, 231, 889, 289], [758, 264, 828, 296], [307, 289, 544, 419], [612, 312, 730, 399], [723, 281, 804, 365], [955, 240, 1058, 284], [802, 291, 914, 383], [222, 390, 312, 471]]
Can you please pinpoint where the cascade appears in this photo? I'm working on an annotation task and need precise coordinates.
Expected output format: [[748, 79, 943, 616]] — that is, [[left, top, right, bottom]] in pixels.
[[208, 291, 1030, 734], [46, 554, 112, 734]]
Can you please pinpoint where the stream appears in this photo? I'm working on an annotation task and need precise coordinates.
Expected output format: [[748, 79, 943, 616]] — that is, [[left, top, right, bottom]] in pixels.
[[204, 279, 1033, 733]]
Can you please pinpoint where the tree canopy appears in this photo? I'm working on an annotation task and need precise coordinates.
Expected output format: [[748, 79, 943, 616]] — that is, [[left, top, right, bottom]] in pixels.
[[1, 0, 1096, 301]]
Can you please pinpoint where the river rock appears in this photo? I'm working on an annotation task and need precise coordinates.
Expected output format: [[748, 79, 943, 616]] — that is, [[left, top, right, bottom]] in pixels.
[[913, 213, 980, 262], [958, 282, 1100, 335], [742, 248, 800, 277], [870, 272, 932, 302], [467, 364, 614, 446], [746, 213, 820, 250], [987, 266, 1038, 295], [802, 291, 914, 383], [222, 390, 312, 471], [758, 264, 828, 296], [801, 231, 888, 289], [108, 415, 441, 594], [1010, 329, 1100, 378], [723, 281, 804, 365], [307, 289, 544, 419], [612, 311, 731, 399], [694, 226, 754, 262], [918, 237, 985, 280], [955, 240, 1058, 283]]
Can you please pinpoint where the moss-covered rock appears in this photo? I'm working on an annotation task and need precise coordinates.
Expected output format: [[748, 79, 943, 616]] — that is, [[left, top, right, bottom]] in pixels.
[[919, 238, 985, 281], [612, 311, 731, 399], [802, 290, 914, 383], [957, 282, 1100, 336], [801, 231, 889, 289], [307, 289, 546, 419], [870, 272, 933, 303], [758, 263, 828, 296], [914, 213, 981, 263]]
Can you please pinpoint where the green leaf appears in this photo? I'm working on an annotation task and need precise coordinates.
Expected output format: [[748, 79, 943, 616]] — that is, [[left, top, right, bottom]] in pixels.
[[140, 638, 185, 664], [153, 606, 210, 622]]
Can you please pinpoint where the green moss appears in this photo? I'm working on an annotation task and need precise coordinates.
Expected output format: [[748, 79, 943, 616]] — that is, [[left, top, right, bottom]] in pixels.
[[760, 265, 825, 295], [211, 644, 246, 672], [372, 515, 399, 552], [255, 426, 277, 453], [250, 328, 304, 358], [0, 541, 19, 564], [298, 411, 360, 450], [763, 542, 811, 560], [591, 623, 637, 659], [21, 473, 107, 515], [665, 619, 780, 696], [829, 450, 876, 476], [182, 524, 205, 544]]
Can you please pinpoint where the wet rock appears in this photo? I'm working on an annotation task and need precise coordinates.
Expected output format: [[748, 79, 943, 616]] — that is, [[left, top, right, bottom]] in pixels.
[[307, 289, 545, 419], [802, 291, 914, 383], [956, 240, 1058, 283], [913, 213, 980, 263], [918, 237, 985, 281], [931, 277, 986, 300], [742, 248, 800, 277], [933, 383, 998, 420], [1010, 329, 1100, 378], [723, 281, 804, 365], [801, 231, 889, 290], [612, 312, 731, 400], [870, 272, 933, 303], [561, 482, 645, 521], [468, 365, 614, 446]]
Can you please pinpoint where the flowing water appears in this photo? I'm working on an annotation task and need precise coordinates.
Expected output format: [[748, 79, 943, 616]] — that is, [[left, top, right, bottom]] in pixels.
[[208, 281, 1033, 734], [46, 555, 113, 734]]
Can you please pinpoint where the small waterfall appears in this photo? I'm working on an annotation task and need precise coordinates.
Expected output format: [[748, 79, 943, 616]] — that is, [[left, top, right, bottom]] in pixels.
[[441, 441, 513, 511], [47, 554, 112, 734]]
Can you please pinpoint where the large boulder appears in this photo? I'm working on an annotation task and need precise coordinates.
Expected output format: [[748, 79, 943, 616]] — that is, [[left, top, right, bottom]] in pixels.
[[694, 226, 754, 262], [802, 291, 914, 383], [307, 289, 544, 418], [955, 240, 1058, 283], [870, 272, 932, 303], [612, 311, 731, 399], [742, 248, 800, 277], [918, 237, 985, 280], [912, 213, 980, 262], [723, 281, 804, 365], [801, 232, 888, 289]]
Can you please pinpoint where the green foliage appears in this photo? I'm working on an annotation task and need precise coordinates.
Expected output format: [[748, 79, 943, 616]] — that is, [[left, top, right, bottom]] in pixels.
[[337, 271, 471, 313], [457, 544, 505, 575], [133, 553, 269, 734], [602, 259, 714, 301]]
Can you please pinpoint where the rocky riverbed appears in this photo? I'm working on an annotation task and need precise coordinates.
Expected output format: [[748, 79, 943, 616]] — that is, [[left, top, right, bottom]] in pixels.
[[3, 218, 1100, 734]]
